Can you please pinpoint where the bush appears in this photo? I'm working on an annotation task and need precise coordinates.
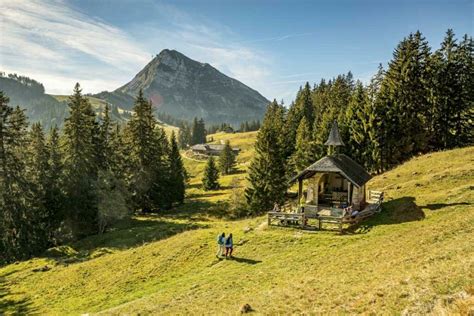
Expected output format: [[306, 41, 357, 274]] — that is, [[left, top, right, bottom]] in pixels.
[[228, 177, 250, 218]]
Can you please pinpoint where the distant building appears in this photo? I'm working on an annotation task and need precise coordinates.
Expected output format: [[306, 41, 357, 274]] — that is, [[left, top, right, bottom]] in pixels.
[[190, 144, 240, 156]]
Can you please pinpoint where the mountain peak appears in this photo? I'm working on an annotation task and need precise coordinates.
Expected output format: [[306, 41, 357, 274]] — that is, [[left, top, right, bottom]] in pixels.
[[100, 49, 269, 125]]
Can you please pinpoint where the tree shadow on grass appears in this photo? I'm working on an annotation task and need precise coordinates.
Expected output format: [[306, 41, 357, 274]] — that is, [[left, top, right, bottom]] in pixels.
[[159, 199, 230, 221], [229, 256, 262, 265], [0, 273, 36, 315], [43, 216, 207, 264], [421, 202, 471, 211], [345, 196, 425, 234], [187, 191, 227, 199]]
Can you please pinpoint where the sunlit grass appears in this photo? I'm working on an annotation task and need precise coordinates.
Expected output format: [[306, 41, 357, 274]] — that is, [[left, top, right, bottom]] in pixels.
[[1, 141, 472, 315]]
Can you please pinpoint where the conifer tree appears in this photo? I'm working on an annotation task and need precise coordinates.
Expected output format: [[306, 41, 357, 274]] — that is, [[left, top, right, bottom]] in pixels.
[[291, 117, 312, 172], [455, 34, 474, 146], [27, 123, 52, 251], [202, 156, 219, 190], [168, 131, 186, 204], [218, 140, 236, 175], [245, 100, 287, 213], [98, 103, 112, 169], [191, 117, 206, 145], [0, 100, 32, 261], [126, 89, 165, 211], [46, 126, 64, 240], [381, 31, 431, 165], [344, 81, 372, 168], [178, 124, 192, 149], [62, 83, 100, 236]]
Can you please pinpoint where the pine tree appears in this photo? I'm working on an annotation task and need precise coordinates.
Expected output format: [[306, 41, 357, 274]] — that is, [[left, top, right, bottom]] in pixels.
[[291, 117, 312, 172], [0, 98, 32, 261], [168, 131, 186, 204], [381, 31, 431, 165], [27, 123, 52, 251], [46, 126, 64, 241], [126, 89, 165, 211], [344, 81, 372, 168], [218, 140, 236, 175], [62, 83, 100, 236], [108, 124, 128, 180], [98, 103, 112, 169], [455, 34, 474, 146], [191, 117, 206, 145], [202, 156, 219, 190], [245, 100, 287, 214], [178, 124, 192, 149]]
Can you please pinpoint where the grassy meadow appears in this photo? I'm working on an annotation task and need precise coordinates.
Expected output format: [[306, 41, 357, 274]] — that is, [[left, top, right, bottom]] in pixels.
[[0, 131, 473, 315]]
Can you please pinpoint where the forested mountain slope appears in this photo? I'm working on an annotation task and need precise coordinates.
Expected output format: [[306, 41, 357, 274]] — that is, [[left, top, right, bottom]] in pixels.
[[0, 74, 67, 129]]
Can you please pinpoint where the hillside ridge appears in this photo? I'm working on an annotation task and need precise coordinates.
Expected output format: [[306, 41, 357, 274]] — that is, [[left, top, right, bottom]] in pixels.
[[0, 144, 472, 315]]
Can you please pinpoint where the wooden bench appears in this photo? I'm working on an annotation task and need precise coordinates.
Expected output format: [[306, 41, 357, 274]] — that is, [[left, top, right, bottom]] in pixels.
[[268, 212, 305, 227]]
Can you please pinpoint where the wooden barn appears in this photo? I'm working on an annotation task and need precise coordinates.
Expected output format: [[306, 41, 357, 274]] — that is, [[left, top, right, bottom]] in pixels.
[[268, 120, 383, 232], [190, 144, 240, 156]]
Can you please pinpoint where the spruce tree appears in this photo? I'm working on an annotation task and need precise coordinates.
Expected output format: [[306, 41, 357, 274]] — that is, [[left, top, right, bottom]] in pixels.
[[202, 156, 219, 190], [191, 117, 206, 145], [126, 89, 165, 211], [455, 34, 474, 146], [178, 124, 192, 149], [381, 31, 431, 165], [62, 83, 100, 236], [344, 81, 372, 168], [245, 100, 287, 214], [218, 140, 236, 175], [27, 123, 52, 251], [46, 126, 64, 241], [0, 100, 32, 261], [168, 131, 186, 204], [291, 117, 312, 172]]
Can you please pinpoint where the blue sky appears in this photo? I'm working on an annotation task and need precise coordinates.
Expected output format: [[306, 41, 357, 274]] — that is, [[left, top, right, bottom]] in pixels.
[[1, 0, 472, 102]]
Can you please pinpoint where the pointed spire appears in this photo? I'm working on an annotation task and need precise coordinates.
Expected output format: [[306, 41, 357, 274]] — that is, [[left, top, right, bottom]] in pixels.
[[325, 120, 344, 147]]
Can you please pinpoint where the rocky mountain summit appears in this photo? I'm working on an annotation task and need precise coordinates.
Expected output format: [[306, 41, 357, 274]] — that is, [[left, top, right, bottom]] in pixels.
[[94, 49, 269, 125]]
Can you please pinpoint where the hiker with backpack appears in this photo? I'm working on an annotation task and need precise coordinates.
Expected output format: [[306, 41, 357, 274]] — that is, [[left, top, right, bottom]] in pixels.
[[216, 232, 225, 258], [224, 233, 233, 258]]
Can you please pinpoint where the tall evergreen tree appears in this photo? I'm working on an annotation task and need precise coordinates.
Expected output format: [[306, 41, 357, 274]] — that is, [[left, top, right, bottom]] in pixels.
[[46, 126, 64, 241], [218, 140, 236, 175], [245, 100, 287, 213], [27, 123, 52, 251], [62, 83, 100, 236], [126, 89, 165, 211], [168, 131, 186, 204], [344, 81, 373, 168], [291, 117, 312, 172], [381, 31, 431, 165], [202, 156, 219, 191], [178, 123, 192, 149], [0, 99, 32, 261], [191, 117, 206, 145], [455, 34, 474, 146]]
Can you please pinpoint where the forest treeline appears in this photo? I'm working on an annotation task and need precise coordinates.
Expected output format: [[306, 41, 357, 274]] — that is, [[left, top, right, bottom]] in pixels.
[[0, 85, 186, 263], [246, 30, 473, 213]]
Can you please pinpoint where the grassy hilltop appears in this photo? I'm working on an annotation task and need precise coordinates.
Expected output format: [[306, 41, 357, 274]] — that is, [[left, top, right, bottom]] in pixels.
[[0, 131, 473, 315]]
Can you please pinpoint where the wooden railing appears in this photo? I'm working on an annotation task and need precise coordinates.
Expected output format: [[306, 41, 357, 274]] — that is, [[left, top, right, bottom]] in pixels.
[[267, 190, 384, 233]]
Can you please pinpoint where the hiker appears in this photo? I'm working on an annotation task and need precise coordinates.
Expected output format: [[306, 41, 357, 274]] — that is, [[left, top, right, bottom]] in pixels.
[[225, 233, 233, 257], [272, 202, 280, 212], [216, 232, 225, 257], [351, 209, 359, 219]]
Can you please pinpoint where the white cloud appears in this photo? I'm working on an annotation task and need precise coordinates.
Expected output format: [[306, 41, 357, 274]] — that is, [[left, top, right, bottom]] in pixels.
[[0, 0, 150, 94], [0, 0, 283, 100]]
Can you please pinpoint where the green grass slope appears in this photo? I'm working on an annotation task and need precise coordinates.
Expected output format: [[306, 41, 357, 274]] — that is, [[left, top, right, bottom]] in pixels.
[[1, 144, 473, 315]]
